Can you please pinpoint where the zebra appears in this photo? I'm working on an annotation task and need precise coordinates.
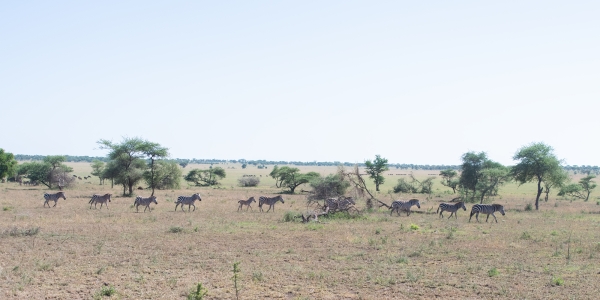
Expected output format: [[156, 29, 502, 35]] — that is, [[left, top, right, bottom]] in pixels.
[[134, 196, 158, 212], [469, 204, 505, 223], [259, 195, 284, 212], [437, 202, 467, 219], [237, 197, 256, 211], [175, 193, 202, 212], [43, 192, 67, 208], [89, 193, 112, 209], [325, 197, 355, 211], [390, 199, 421, 216]]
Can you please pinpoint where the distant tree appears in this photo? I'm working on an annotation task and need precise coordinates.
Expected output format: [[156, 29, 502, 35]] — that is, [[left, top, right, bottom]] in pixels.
[[179, 161, 189, 168], [140, 142, 169, 196], [474, 162, 511, 203], [146, 160, 181, 190], [17, 156, 74, 189], [511, 142, 563, 210], [364, 155, 389, 192], [558, 175, 597, 201], [0, 149, 17, 181], [241, 163, 247, 169], [90, 159, 105, 185], [308, 174, 350, 201], [98, 137, 168, 196], [185, 167, 226, 186], [269, 166, 319, 194], [238, 176, 260, 187], [542, 169, 569, 202], [458, 152, 509, 203], [439, 169, 459, 193], [393, 174, 436, 194]]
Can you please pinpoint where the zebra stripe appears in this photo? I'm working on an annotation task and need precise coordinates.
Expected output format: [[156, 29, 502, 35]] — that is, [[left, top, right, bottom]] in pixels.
[[237, 197, 256, 211], [469, 204, 505, 223], [134, 196, 158, 213], [43, 192, 67, 208], [325, 197, 356, 211], [89, 193, 112, 209], [175, 193, 201, 212], [390, 199, 420, 216], [437, 202, 467, 219], [258, 195, 284, 212]]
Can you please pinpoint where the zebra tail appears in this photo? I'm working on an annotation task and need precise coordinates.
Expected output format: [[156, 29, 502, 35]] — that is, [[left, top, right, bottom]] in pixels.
[[436, 206, 440, 214]]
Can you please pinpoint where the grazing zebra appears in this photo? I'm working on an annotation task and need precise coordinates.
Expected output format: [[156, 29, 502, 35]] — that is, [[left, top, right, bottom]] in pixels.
[[259, 195, 284, 212], [237, 197, 256, 211], [437, 202, 467, 219], [175, 193, 202, 212], [43, 192, 67, 208], [469, 204, 505, 223], [89, 193, 112, 209], [390, 199, 421, 216], [134, 196, 158, 213]]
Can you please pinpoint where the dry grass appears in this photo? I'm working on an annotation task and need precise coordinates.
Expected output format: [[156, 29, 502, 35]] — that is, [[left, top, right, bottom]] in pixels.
[[1, 164, 600, 299]]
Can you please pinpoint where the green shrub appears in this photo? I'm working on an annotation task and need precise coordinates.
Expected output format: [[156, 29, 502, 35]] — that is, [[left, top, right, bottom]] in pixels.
[[552, 276, 564, 286], [410, 224, 419, 231], [282, 211, 299, 222], [169, 226, 184, 233], [525, 203, 533, 211], [187, 282, 208, 300], [488, 267, 499, 277]]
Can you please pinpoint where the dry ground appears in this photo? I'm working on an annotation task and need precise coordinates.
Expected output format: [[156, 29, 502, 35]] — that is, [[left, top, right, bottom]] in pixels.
[[1, 164, 600, 299]]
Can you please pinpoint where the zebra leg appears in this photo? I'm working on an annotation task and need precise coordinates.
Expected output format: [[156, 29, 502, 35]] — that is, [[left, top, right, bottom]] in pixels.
[[486, 214, 490, 222], [440, 210, 444, 218], [448, 212, 453, 219], [469, 211, 474, 222], [492, 213, 498, 223], [237, 204, 241, 212], [247, 205, 252, 211], [175, 203, 179, 211], [53, 200, 57, 207], [476, 212, 480, 222]]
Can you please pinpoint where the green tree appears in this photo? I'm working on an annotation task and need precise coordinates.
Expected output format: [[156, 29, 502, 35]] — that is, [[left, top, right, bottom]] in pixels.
[[90, 159, 105, 185], [511, 142, 562, 210], [542, 169, 569, 202], [146, 160, 182, 190], [185, 166, 226, 186], [558, 175, 597, 201], [98, 137, 168, 196], [17, 156, 73, 189], [0, 149, 18, 181], [269, 166, 319, 193], [364, 155, 389, 192], [308, 174, 350, 201], [474, 163, 511, 203], [439, 169, 459, 193], [459, 152, 508, 203]]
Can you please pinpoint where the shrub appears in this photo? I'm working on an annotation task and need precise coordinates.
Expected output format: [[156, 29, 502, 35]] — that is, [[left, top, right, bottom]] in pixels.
[[488, 267, 499, 277], [238, 176, 260, 187], [169, 226, 184, 233], [282, 211, 299, 222], [410, 224, 419, 230], [525, 203, 533, 211], [187, 282, 208, 300], [552, 276, 564, 286]]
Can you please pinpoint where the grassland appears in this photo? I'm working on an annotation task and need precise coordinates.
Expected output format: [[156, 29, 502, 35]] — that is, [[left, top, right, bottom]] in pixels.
[[1, 163, 599, 299]]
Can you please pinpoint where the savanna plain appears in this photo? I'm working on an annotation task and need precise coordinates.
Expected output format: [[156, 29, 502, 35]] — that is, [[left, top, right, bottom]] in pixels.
[[1, 163, 600, 299]]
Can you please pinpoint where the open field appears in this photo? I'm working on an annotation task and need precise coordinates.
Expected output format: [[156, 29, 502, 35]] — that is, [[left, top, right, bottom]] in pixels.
[[2, 163, 600, 299]]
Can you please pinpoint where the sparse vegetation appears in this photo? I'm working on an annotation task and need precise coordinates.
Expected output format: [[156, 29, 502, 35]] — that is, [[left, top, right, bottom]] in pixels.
[[187, 282, 208, 300]]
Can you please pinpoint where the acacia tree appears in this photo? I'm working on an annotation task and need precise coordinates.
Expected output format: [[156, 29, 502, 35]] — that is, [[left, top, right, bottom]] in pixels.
[[364, 155, 389, 192], [17, 156, 74, 189], [511, 142, 562, 210], [146, 160, 181, 190], [90, 159, 105, 185], [542, 169, 569, 202], [458, 152, 509, 203], [439, 169, 459, 193], [558, 175, 597, 201], [0, 149, 17, 181], [185, 166, 226, 186], [98, 137, 169, 196], [475, 163, 511, 204], [269, 166, 319, 193]]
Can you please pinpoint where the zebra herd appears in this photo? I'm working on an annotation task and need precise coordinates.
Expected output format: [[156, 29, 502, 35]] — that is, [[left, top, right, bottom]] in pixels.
[[40, 192, 505, 222]]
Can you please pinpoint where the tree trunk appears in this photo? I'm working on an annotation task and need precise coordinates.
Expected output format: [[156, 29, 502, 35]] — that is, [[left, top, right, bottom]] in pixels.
[[375, 183, 380, 192], [535, 178, 542, 210]]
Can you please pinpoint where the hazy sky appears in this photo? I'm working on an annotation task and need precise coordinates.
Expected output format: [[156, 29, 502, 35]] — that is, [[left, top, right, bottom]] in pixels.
[[2, 1, 599, 165]]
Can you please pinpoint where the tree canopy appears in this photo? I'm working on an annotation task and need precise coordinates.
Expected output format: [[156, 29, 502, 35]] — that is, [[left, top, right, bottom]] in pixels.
[[511, 142, 562, 210], [270, 166, 320, 194], [558, 175, 597, 201], [185, 166, 226, 186], [0, 149, 17, 181], [364, 155, 389, 192], [458, 152, 510, 203]]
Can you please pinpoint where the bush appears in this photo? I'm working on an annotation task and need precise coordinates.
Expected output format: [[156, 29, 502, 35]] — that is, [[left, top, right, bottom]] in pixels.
[[393, 178, 417, 193], [525, 203, 533, 211], [488, 267, 499, 277], [282, 211, 300, 222], [552, 276, 564, 286], [307, 174, 350, 202], [169, 226, 184, 233], [238, 176, 260, 187], [187, 282, 208, 300]]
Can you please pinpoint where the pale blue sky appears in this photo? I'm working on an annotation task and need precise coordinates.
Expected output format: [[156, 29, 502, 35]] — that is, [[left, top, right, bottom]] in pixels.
[[2, 1, 599, 165]]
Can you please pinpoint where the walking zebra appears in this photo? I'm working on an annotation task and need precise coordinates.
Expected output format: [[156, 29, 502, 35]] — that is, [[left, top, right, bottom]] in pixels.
[[89, 193, 112, 209], [259, 195, 284, 212], [175, 193, 202, 212], [469, 204, 505, 223], [390, 199, 420, 216], [134, 196, 158, 213], [43, 192, 67, 208], [325, 197, 356, 211], [437, 202, 467, 219], [237, 197, 256, 211]]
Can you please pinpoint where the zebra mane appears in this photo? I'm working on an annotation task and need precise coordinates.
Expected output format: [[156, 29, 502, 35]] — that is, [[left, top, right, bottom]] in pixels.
[[408, 199, 420, 205], [492, 204, 504, 209]]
